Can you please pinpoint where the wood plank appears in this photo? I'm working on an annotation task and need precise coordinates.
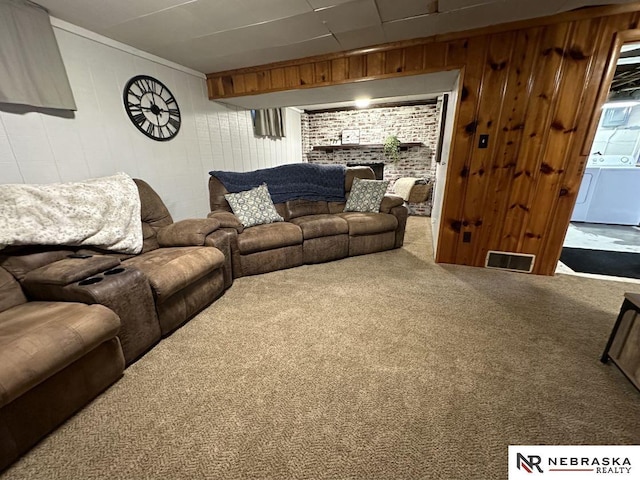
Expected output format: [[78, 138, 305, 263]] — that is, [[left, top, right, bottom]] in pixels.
[[497, 22, 572, 254], [478, 27, 544, 264], [404, 45, 424, 71], [424, 42, 448, 70], [385, 49, 404, 74], [244, 73, 259, 93], [257, 70, 271, 91], [230, 75, 246, 94], [284, 66, 300, 88], [445, 38, 469, 67], [331, 58, 348, 82], [366, 52, 385, 76], [314, 61, 331, 83], [270, 68, 286, 89], [457, 31, 515, 266], [522, 18, 604, 265], [221, 76, 234, 96], [348, 55, 364, 79], [299, 64, 315, 86], [436, 36, 485, 264], [208, 77, 224, 97]]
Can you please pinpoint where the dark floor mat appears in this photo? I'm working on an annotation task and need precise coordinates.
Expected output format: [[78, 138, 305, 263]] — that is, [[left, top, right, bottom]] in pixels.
[[560, 247, 640, 279]]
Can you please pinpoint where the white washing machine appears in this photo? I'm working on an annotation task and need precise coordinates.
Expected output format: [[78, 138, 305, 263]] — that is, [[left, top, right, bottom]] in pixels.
[[571, 153, 640, 225]]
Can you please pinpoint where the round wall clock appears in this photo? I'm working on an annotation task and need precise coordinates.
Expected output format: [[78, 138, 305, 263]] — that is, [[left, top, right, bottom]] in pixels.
[[123, 75, 181, 141]]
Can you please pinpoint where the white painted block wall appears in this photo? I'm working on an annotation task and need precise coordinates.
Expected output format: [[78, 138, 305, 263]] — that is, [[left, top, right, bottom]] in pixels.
[[0, 20, 302, 220]]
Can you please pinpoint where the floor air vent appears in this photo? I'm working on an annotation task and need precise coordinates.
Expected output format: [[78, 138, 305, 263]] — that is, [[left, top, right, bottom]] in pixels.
[[485, 251, 535, 273]]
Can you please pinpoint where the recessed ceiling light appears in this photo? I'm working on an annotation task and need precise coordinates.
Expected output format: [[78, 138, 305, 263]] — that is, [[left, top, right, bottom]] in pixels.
[[355, 98, 371, 108]]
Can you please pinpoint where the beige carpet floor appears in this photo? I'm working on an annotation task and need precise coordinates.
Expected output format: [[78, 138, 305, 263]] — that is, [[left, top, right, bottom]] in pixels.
[[3, 217, 640, 480]]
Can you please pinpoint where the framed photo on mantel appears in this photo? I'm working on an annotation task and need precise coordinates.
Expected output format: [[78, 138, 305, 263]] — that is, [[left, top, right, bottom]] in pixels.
[[341, 129, 360, 145]]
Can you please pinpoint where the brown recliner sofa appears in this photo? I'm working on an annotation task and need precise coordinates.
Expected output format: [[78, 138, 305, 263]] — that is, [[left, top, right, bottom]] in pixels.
[[0, 177, 234, 471], [0, 266, 125, 471], [208, 165, 408, 278], [0, 179, 231, 365], [103, 179, 232, 337]]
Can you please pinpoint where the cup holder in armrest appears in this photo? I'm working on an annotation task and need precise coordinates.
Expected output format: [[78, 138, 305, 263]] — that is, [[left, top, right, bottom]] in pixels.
[[104, 267, 125, 276], [78, 277, 103, 286]]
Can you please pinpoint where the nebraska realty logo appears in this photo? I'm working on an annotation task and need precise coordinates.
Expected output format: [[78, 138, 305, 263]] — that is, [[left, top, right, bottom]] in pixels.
[[508, 446, 639, 479]]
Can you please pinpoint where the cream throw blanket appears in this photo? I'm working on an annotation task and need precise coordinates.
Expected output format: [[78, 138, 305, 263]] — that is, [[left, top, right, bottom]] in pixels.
[[0, 172, 143, 254], [393, 177, 421, 201]]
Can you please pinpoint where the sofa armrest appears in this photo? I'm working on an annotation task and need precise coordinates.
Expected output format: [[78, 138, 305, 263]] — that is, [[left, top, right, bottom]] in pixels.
[[389, 204, 409, 248], [204, 229, 235, 289], [156, 218, 221, 247], [23, 255, 121, 287], [380, 194, 405, 213], [207, 210, 244, 233], [21, 255, 160, 365]]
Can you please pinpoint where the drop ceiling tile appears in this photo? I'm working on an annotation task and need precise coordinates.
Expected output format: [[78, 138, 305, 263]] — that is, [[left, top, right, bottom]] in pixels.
[[262, 12, 332, 44], [103, 7, 210, 51], [558, 0, 637, 12], [194, 34, 341, 73], [37, 0, 194, 30], [307, 0, 357, 8], [376, 0, 438, 22], [489, 0, 563, 16], [438, 0, 500, 12], [186, 29, 277, 60], [382, 13, 446, 42], [383, 0, 572, 42], [163, 11, 330, 65], [453, 0, 569, 28], [314, 0, 381, 34], [334, 25, 386, 50], [180, 0, 313, 34], [106, 7, 327, 53]]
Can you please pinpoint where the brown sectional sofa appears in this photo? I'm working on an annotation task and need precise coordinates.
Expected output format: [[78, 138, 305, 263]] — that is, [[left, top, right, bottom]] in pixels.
[[208, 166, 408, 278], [0, 165, 409, 471]]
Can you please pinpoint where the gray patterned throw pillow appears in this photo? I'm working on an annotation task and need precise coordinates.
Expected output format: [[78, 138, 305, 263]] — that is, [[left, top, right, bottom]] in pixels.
[[225, 183, 284, 227], [344, 177, 390, 213]]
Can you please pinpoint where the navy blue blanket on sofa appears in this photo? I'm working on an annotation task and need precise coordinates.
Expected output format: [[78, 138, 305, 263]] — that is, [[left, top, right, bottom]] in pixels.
[[210, 163, 346, 203]]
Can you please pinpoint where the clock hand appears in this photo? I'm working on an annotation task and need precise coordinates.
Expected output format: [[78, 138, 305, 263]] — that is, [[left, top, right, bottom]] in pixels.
[[139, 104, 170, 114]]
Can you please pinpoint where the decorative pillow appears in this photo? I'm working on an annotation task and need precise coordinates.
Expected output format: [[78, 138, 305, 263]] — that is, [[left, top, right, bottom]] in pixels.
[[224, 183, 284, 227], [344, 177, 390, 213]]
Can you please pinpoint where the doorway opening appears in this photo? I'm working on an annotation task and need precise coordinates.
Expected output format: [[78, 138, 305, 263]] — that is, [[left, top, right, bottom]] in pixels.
[[560, 41, 640, 282]]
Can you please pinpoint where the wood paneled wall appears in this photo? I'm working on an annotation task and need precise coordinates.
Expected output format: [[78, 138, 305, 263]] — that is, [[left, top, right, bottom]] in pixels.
[[206, 4, 640, 275]]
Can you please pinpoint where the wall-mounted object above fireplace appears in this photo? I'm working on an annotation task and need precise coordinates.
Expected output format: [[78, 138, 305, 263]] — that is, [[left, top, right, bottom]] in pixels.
[[312, 142, 424, 153]]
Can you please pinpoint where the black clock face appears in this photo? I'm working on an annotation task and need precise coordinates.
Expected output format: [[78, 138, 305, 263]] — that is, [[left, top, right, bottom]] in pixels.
[[123, 75, 181, 141]]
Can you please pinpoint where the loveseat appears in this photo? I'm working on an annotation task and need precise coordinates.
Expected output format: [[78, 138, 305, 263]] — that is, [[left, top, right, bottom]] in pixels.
[[208, 165, 408, 278]]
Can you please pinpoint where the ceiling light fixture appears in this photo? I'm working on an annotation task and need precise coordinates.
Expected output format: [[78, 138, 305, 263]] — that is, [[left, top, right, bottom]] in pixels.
[[355, 98, 371, 108]]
